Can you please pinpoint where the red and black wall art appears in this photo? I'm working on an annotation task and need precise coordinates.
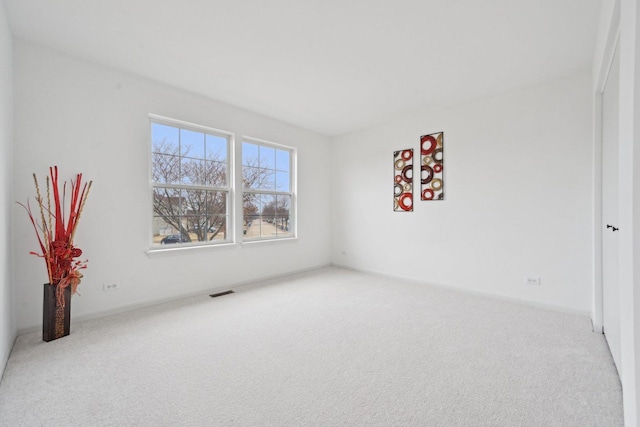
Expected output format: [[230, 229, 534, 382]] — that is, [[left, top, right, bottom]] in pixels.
[[420, 132, 444, 201], [393, 149, 413, 212], [393, 132, 444, 212]]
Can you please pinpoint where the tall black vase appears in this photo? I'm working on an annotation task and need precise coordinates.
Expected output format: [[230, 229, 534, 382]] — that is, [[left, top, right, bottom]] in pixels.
[[43, 283, 71, 342]]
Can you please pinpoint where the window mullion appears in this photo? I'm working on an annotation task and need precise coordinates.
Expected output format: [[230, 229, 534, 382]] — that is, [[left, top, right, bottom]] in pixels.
[[243, 189, 292, 196], [153, 183, 229, 192]]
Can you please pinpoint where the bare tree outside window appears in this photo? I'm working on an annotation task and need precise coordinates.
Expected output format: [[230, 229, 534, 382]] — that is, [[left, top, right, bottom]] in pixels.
[[151, 122, 232, 246], [152, 140, 227, 242], [150, 119, 294, 247], [151, 121, 276, 246]]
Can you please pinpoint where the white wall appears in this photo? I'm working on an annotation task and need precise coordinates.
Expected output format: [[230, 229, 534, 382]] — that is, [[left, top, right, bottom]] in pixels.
[[12, 39, 332, 331], [0, 0, 14, 376], [331, 71, 593, 313]]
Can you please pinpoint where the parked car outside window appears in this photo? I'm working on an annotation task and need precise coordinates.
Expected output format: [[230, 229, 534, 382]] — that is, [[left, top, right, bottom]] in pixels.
[[160, 234, 190, 244]]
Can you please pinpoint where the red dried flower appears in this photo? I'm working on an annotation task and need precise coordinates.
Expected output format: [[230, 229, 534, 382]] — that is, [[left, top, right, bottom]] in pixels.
[[18, 166, 92, 306]]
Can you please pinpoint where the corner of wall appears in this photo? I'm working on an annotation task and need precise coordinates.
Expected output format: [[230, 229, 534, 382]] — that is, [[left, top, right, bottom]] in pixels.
[[0, 0, 16, 381]]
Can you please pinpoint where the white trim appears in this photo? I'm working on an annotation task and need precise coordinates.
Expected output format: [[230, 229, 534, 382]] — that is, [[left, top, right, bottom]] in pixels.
[[332, 263, 591, 317], [146, 241, 236, 257], [241, 237, 298, 246], [592, 0, 621, 335], [152, 183, 230, 192], [228, 132, 237, 243], [149, 113, 234, 139], [242, 189, 293, 196], [0, 335, 16, 384], [617, 1, 639, 424], [242, 134, 294, 150], [16, 264, 333, 335], [593, 88, 604, 332]]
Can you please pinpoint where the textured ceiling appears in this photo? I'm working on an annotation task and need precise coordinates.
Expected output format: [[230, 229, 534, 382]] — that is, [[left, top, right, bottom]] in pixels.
[[4, 0, 602, 136]]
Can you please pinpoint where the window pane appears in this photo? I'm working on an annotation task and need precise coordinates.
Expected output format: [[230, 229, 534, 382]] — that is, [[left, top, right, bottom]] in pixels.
[[153, 216, 188, 245], [275, 195, 291, 237], [152, 188, 229, 244], [241, 193, 293, 239], [183, 189, 207, 217], [207, 215, 227, 241], [276, 149, 290, 172], [275, 171, 290, 192], [153, 154, 180, 184], [243, 166, 274, 189], [242, 142, 259, 166], [180, 129, 205, 159], [259, 169, 275, 191], [184, 215, 202, 239], [206, 160, 227, 187], [259, 145, 276, 169], [181, 190, 227, 242], [181, 158, 205, 185], [153, 187, 182, 217], [152, 187, 190, 246], [243, 193, 260, 238], [152, 123, 179, 153], [260, 194, 276, 238], [205, 190, 227, 216], [206, 134, 227, 162]]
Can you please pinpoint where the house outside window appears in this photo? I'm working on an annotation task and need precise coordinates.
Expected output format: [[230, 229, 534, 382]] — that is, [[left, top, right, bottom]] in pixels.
[[242, 138, 295, 240], [150, 116, 231, 247]]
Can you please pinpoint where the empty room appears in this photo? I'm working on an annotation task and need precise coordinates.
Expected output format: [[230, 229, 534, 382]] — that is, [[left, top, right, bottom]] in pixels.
[[1, 0, 640, 425]]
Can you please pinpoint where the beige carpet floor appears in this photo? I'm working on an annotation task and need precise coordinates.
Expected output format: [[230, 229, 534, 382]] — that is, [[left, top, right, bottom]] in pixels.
[[0, 267, 623, 426]]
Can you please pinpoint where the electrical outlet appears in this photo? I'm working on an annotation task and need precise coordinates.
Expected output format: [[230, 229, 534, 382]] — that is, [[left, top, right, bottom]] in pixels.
[[103, 283, 120, 291], [524, 276, 541, 286]]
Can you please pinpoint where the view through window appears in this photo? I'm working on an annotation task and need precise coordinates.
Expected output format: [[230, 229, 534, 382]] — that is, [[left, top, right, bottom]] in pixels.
[[151, 119, 231, 247], [242, 140, 294, 240]]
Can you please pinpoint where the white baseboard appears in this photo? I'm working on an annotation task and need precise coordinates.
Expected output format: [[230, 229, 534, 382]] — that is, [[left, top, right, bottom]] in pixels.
[[0, 332, 17, 384], [17, 263, 332, 336], [330, 262, 591, 318]]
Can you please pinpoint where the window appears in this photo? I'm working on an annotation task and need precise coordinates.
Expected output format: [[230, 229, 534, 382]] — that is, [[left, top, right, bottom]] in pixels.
[[150, 117, 231, 247], [242, 139, 295, 240]]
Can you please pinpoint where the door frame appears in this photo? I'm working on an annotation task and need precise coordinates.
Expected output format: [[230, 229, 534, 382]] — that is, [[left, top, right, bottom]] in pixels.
[[592, 2, 620, 334]]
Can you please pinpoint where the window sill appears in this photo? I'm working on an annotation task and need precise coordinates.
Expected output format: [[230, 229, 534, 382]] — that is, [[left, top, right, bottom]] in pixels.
[[241, 237, 298, 246], [146, 236, 298, 257], [146, 242, 236, 257]]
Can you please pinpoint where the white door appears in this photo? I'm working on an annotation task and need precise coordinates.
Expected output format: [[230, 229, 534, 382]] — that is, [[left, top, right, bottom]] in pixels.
[[602, 43, 621, 374]]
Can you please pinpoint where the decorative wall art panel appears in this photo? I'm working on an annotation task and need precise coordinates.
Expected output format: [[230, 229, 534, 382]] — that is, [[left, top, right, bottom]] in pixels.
[[393, 149, 413, 212], [420, 132, 444, 200]]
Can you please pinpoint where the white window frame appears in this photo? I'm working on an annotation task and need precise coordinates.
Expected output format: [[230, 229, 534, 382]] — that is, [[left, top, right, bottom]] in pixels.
[[148, 114, 234, 250], [241, 136, 296, 242]]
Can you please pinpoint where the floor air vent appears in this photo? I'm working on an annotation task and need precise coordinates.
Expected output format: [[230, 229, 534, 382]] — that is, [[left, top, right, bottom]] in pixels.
[[209, 290, 235, 298]]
